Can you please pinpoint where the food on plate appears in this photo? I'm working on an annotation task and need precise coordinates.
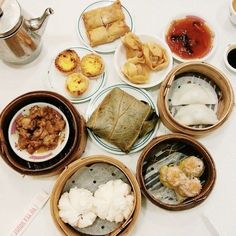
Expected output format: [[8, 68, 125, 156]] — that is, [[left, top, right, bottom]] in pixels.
[[55, 49, 80, 74], [121, 32, 143, 59], [159, 165, 188, 189], [122, 57, 150, 84], [159, 157, 204, 201], [87, 88, 158, 153], [121, 33, 169, 84], [176, 177, 202, 198], [15, 106, 66, 154], [94, 179, 134, 223], [179, 156, 204, 177], [174, 104, 218, 126], [82, 0, 130, 47], [171, 83, 217, 106], [81, 53, 104, 77], [58, 187, 97, 228], [66, 73, 89, 97], [142, 42, 169, 71], [165, 16, 214, 60]]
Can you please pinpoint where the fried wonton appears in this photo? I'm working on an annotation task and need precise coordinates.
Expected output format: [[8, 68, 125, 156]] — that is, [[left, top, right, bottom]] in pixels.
[[122, 32, 144, 59], [143, 42, 169, 71], [122, 57, 150, 84]]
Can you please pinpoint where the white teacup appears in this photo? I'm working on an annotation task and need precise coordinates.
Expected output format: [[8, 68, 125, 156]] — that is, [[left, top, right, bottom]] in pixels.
[[229, 0, 236, 25]]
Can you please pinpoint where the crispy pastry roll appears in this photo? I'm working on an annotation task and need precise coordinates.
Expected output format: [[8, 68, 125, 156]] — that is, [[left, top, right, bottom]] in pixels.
[[83, 8, 103, 30], [100, 0, 125, 25], [87, 26, 109, 47], [107, 20, 130, 41]]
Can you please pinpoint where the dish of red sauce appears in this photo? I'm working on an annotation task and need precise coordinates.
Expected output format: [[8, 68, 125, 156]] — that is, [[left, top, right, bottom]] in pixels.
[[166, 16, 214, 60]]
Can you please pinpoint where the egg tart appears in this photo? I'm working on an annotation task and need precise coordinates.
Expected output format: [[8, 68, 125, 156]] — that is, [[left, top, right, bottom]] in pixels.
[[81, 53, 104, 77], [66, 73, 89, 97], [55, 49, 80, 74]]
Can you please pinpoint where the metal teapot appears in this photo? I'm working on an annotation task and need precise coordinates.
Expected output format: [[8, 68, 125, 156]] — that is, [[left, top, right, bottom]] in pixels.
[[0, 0, 53, 64]]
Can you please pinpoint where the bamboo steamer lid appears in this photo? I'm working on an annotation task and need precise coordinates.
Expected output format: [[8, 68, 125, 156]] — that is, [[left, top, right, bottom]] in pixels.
[[136, 133, 216, 211], [157, 62, 234, 136], [0, 91, 87, 176], [50, 155, 141, 236]]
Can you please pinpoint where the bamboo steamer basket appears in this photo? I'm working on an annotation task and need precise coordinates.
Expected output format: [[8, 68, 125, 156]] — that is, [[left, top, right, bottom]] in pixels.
[[0, 91, 87, 176], [50, 155, 141, 236], [158, 62, 234, 136], [136, 133, 216, 211]]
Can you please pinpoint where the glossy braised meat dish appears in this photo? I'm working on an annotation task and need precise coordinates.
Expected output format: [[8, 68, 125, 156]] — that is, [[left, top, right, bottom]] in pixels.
[[15, 106, 66, 154]]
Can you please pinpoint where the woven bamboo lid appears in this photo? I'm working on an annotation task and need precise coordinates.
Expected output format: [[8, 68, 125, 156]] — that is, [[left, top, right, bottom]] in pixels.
[[158, 62, 234, 136], [136, 133, 216, 210], [0, 91, 87, 176], [50, 155, 141, 236]]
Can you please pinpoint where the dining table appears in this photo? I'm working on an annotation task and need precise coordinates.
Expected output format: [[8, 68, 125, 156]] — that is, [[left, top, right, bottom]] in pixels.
[[0, 0, 236, 235]]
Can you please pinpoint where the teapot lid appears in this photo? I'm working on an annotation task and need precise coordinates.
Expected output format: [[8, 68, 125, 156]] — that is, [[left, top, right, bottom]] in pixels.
[[0, 0, 22, 38]]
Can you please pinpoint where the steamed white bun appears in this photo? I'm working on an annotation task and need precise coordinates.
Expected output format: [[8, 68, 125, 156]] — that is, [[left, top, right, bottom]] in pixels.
[[58, 187, 97, 228], [94, 179, 134, 223]]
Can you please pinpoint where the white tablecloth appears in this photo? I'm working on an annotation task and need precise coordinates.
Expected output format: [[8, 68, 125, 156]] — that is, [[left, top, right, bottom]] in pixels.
[[0, 0, 236, 235]]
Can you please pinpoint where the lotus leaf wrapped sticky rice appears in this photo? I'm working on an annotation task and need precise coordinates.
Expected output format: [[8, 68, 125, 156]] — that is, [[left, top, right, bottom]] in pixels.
[[87, 88, 158, 153]]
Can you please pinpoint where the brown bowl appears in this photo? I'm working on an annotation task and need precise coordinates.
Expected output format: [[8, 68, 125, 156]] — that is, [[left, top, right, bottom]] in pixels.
[[158, 62, 234, 136], [50, 155, 141, 236], [0, 91, 87, 176], [136, 133, 216, 210]]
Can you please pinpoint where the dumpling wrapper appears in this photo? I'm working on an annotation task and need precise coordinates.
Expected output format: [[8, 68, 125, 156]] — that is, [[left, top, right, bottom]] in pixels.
[[171, 83, 218, 106], [87, 88, 158, 153], [143, 42, 169, 71], [122, 57, 149, 84], [174, 104, 218, 126]]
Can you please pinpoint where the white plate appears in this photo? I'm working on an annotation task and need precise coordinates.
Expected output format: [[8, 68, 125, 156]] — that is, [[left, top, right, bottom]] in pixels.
[[77, 0, 134, 54], [114, 34, 173, 88], [86, 84, 159, 155], [8, 102, 70, 163], [164, 14, 217, 63], [47, 46, 106, 103]]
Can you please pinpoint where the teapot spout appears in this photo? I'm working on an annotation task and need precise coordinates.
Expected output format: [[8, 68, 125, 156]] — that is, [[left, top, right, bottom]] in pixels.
[[26, 8, 54, 35]]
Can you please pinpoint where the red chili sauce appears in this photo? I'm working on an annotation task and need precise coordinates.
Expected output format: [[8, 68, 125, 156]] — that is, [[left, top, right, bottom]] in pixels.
[[166, 16, 213, 59]]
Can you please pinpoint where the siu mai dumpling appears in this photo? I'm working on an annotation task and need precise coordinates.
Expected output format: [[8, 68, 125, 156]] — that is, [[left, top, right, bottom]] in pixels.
[[171, 83, 217, 106], [174, 104, 218, 126]]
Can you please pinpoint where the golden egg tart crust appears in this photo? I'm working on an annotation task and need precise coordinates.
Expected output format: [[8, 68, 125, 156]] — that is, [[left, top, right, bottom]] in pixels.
[[55, 49, 80, 74], [81, 53, 104, 77], [66, 73, 89, 97]]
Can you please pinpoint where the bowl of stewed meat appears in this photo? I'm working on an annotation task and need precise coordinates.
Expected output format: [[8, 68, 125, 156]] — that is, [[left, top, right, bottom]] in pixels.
[[0, 91, 87, 176]]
